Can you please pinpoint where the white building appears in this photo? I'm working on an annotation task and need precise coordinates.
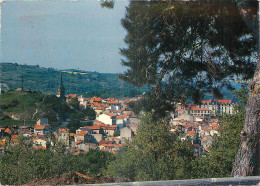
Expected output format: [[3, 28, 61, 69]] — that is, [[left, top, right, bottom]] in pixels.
[[97, 113, 116, 125], [200, 99, 235, 115]]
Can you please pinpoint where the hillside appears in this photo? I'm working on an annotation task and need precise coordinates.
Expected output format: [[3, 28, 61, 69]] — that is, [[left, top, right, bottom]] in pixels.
[[0, 90, 73, 126], [0, 63, 148, 98]]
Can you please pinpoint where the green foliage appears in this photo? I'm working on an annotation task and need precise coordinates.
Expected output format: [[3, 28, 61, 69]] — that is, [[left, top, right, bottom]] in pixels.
[[85, 107, 96, 120], [0, 141, 114, 185], [100, 0, 114, 9], [0, 91, 73, 126], [119, 1, 257, 112], [107, 113, 194, 181], [67, 107, 96, 133], [78, 149, 114, 176], [69, 97, 80, 110]]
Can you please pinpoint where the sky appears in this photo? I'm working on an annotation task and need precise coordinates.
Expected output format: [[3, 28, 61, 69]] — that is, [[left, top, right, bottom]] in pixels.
[[1, 0, 129, 73]]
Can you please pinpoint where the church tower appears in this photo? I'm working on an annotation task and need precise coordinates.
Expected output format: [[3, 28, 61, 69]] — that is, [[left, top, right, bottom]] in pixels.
[[56, 72, 65, 101]]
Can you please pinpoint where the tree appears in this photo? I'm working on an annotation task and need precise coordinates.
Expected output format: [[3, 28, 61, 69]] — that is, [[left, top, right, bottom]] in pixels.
[[120, 1, 256, 105], [78, 149, 114, 176], [119, 0, 259, 176], [69, 97, 80, 110], [230, 0, 260, 176], [107, 113, 194, 181], [85, 106, 96, 120]]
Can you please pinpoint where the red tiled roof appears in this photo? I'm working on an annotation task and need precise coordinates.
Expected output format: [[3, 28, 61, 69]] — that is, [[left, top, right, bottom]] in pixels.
[[201, 99, 212, 104], [0, 141, 5, 146], [94, 120, 105, 124], [107, 101, 117, 105], [11, 135, 18, 139], [190, 107, 210, 111], [116, 114, 128, 119], [59, 128, 68, 133], [91, 102, 101, 107], [210, 123, 219, 128], [70, 94, 77, 98], [187, 131, 196, 135], [86, 125, 101, 130], [92, 97, 102, 102], [101, 104, 109, 108], [76, 141, 83, 145], [35, 125, 44, 130], [4, 128, 11, 133], [106, 113, 116, 117], [77, 131, 88, 136], [217, 100, 231, 104]]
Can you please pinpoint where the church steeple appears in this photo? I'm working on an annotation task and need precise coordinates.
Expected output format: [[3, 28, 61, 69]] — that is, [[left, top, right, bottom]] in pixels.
[[57, 72, 65, 101], [21, 76, 24, 91]]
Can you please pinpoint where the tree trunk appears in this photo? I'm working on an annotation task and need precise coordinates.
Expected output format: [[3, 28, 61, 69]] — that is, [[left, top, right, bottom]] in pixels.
[[231, 0, 260, 177], [231, 59, 260, 176]]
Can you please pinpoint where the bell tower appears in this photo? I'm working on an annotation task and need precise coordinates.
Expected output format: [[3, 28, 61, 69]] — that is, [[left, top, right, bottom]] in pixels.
[[56, 72, 65, 101]]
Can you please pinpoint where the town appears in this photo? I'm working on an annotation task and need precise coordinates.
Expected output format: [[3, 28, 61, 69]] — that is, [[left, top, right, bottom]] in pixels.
[[0, 83, 237, 156]]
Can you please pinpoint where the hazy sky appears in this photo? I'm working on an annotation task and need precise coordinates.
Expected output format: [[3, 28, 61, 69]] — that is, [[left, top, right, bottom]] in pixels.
[[1, 0, 129, 73]]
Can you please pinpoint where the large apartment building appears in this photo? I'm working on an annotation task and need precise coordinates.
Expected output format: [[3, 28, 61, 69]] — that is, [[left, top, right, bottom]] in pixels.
[[199, 99, 235, 115]]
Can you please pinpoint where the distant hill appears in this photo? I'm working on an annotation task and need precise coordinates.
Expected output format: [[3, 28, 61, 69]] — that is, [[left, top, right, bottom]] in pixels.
[[0, 63, 148, 98]]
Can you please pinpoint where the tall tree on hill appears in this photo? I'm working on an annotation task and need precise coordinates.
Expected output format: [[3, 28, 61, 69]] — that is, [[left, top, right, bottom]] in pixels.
[[119, 0, 259, 176]]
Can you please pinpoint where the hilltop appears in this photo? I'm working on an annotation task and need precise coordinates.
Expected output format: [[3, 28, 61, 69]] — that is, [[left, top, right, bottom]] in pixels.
[[0, 63, 148, 98]]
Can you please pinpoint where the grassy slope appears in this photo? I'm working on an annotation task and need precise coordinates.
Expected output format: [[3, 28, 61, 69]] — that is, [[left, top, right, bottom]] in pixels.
[[0, 90, 73, 126]]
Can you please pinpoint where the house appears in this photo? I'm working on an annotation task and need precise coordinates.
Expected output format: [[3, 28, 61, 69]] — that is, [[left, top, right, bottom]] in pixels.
[[75, 131, 89, 143], [85, 125, 102, 134], [116, 115, 128, 128], [11, 135, 19, 145], [32, 137, 47, 148], [103, 125, 118, 137], [77, 127, 92, 135], [120, 127, 134, 142], [4, 128, 12, 135], [76, 142, 98, 152], [55, 128, 70, 146], [99, 143, 122, 153], [97, 113, 116, 125], [34, 125, 45, 135], [0, 139, 6, 152], [94, 107, 104, 115], [106, 136, 121, 144]]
